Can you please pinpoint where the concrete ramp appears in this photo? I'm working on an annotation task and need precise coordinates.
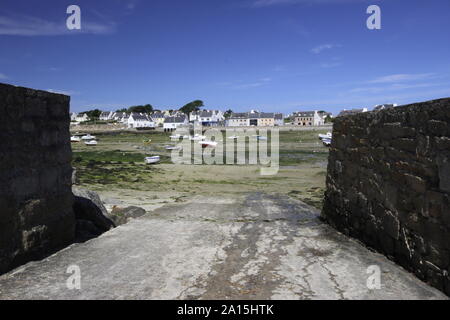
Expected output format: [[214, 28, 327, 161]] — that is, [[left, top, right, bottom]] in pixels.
[[0, 193, 446, 300]]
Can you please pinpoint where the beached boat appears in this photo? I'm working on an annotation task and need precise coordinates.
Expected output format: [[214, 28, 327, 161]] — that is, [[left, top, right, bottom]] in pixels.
[[81, 134, 96, 140], [190, 134, 206, 141], [145, 156, 160, 164], [252, 135, 268, 141], [322, 138, 332, 146], [165, 145, 181, 150], [318, 132, 332, 140], [70, 136, 81, 142], [84, 140, 98, 146], [199, 140, 218, 148]]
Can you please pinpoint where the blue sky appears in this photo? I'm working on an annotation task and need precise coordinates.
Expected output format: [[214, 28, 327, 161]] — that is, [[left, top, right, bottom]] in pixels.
[[1, 0, 449, 115]]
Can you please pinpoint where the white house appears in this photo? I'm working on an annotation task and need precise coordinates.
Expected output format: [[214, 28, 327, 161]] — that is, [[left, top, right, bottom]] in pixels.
[[127, 113, 155, 129], [112, 112, 129, 123], [75, 113, 90, 122], [70, 112, 78, 122], [99, 111, 114, 121], [226, 112, 250, 126], [163, 115, 188, 131], [190, 110, 225, 126]]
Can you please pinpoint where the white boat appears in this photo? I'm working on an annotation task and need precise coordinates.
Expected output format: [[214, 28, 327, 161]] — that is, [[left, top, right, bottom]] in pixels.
[[228, 136, 239, 140], [81, 134, 96, 140], [199, 140, 218, 148], [145, 156, 160, 164], [170, 134, 181, 139], [318, 132, 332, 140], [84, 140, 98, 146], [165, 145, 181, 150], [322, 138, 332, 146], [190, 134, 206, 141], [252, 135, 267, 141], [70, 136, 81, 142]]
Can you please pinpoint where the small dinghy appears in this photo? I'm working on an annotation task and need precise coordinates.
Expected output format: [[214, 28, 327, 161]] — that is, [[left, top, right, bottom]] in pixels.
[[322, 138, 332, 146], [81, 134, 96, 140], [84, 140, 98, 146], [228, 135, 239, 140], [165, 145, 181, 150], [318, 132, 332, 140], [145, 156, 160, 164], [252, 135, 267, 141], [199, 140, 218, 148], [71, 136, 81, 142], [190, 134, 206, 141]]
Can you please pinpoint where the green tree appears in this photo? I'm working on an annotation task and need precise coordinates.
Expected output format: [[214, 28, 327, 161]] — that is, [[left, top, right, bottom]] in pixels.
[[82, 109, 102, 120], [224, 109, 233, 119], [128, 104, 153, 114], [324, 115, 333, 123], [116, 108, 128, 112], [180, 100, 204, 116]]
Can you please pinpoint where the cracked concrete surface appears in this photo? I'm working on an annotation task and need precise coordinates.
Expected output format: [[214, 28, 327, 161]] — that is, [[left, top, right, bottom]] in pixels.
[[0, 193, 447, 300]]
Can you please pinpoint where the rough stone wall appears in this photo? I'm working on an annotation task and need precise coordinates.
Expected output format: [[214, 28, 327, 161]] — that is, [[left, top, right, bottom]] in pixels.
[[322, 98, 450, 295], [0, 83, 75, 274]]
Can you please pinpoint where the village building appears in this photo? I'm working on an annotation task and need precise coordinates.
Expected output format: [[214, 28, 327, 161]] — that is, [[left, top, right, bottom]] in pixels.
[[99, 111, 114, 121], [163, 115, 188, 131], [127, 113, 155, 129], [69, 112, 78, 122], [293, 111, 324, 126], [190, 110, 225, 126], [112, 112, 129, 123], [226, 112, 250, 126], [151, 112, 166, 126], [226, 111, 283, 127], [75, 113, 90, 122]]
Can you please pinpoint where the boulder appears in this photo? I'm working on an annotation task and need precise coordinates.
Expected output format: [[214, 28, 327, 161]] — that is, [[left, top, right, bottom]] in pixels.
[[73, 186, 110, 218], [110, 206, 146, 226], [75, 219, 103, 242], [72, 187, 115, 241]]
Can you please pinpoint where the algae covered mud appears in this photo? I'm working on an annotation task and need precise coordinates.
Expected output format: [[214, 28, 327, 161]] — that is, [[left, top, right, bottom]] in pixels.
[[71, 128, 330, 211]]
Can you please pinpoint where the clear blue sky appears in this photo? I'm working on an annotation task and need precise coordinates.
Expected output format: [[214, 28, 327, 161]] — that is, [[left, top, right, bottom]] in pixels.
[[1, 0, 449, 115]]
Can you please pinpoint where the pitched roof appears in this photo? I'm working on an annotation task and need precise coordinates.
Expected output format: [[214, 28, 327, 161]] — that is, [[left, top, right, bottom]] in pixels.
[[165, 115, 187, 123]]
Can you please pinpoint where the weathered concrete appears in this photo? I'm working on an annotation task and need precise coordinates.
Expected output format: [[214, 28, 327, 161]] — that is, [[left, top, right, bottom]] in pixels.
[[0, 83, 75, 275], [322, 98, 450, 295], [0, 193, 446, 299]]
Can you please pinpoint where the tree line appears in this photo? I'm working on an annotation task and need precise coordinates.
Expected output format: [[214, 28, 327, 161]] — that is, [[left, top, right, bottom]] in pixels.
[[78, 100, 236, 120]]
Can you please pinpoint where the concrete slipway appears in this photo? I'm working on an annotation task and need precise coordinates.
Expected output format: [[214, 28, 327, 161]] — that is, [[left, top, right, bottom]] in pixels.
[[0, 193, 446, 300]]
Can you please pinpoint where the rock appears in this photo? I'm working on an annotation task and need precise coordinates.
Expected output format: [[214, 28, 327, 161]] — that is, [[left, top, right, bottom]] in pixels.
[[73, 186, 110, 218], [110, 206, 146, 226], [72, 187, 115, 240], [75, 220, 102, 242]]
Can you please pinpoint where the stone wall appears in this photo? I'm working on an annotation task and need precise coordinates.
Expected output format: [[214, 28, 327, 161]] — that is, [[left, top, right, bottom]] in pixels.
[[322, 98, 450, 295], [0, 83, 75, 274]]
